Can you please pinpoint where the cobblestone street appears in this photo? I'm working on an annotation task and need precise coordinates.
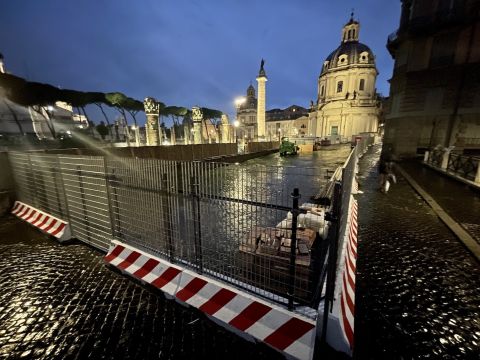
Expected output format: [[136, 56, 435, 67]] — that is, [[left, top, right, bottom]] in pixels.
[[1, 145, 479, 360], [355, 145, 480, 359], [0, 217, 281, 360]]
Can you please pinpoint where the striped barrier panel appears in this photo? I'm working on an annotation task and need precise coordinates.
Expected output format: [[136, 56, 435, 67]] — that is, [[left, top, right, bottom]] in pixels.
[[11, 201, 72, 241], [322, 196, 358, 355], [105, 240, 316, 360]]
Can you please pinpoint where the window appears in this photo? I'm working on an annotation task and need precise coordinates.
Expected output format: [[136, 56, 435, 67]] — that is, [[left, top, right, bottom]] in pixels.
[[337, 81, 343, 93], [320, 85, 325, 96], [331, 126, 338, 135], [430, 32, 457, 68], [359, 79, 365, 91]]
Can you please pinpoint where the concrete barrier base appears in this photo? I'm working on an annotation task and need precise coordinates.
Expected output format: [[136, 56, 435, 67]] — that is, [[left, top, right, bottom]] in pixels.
[[104, 240, 317, 360], [11, 201, 72, 242]]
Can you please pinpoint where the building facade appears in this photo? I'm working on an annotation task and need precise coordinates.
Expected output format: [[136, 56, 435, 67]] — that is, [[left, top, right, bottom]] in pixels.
[[236, 84, 258, 140], [309, 16, 381, 142], [266, 105, 310, 139], [385, 0, 480, 157]]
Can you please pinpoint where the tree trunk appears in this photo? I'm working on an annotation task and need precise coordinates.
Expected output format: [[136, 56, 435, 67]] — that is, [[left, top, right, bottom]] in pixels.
[[33, 106, 56, 139], [95, 103, 114, 143], [117, 107, 131, 147], [80, 106, 95, 137]]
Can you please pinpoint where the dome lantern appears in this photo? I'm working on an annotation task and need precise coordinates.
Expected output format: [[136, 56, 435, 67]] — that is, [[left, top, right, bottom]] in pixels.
[[342, 12, 360, 43]]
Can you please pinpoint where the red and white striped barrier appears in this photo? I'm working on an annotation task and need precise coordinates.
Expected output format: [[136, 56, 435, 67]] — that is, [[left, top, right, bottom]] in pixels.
[[105, 240, 316, 360], [11, 201, 71, 241], [339, 198, 358, 349], [322, 196, 358, 355]]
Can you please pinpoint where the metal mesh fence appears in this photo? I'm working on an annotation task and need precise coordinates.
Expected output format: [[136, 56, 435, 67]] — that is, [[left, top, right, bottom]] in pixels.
[[9, 152, 68, 220], [58, 156, 112, 250], [8, 148, 358, 308]]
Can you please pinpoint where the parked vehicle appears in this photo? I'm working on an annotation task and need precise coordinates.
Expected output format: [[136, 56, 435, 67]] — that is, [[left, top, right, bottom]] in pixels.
[[279, 137, 299, 156]]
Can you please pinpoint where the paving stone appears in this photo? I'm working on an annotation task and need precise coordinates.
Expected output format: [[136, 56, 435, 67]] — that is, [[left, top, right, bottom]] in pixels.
[[355, 144, 480, 359], [0, 216, 282, 360]]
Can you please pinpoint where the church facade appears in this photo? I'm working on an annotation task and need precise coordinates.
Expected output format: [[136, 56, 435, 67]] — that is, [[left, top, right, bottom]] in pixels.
[[308, 16, 381, 142]]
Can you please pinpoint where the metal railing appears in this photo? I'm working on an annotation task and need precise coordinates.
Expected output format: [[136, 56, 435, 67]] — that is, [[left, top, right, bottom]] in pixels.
[[9, 151, 340, 308], [426, 149, 480, 184], [447, 153, 479, 182]]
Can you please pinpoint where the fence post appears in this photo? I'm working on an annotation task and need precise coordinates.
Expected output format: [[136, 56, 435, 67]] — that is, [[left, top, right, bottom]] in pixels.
[[26, 154, 38, 208], [77, 166, 92, 242], [162, 173, 175, 263], [288, 188, 301, 310], [441, 149, 450, 170], [190, 175, 203, 273], [424, 150, 430, 163], [103, 157, 117, 240], [55, 156, 72, 225], [320, 181, 342, 344], [475, 161, 480, 184]]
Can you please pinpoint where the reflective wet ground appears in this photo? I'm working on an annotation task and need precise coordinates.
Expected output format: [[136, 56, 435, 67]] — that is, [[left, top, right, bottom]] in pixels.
[[0, 217, 282, 360], [401, 160, 480, 244], [1, 145, 479, 359], [355, 145, 480, 359]]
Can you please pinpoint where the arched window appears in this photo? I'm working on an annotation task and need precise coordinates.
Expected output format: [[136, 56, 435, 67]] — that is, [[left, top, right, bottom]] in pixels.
[[348, 30, 352, 39], [352, 29, 356, 39], [359, 79, 365, 91], [337, 81, 343, 93], [321, 85, 325, 96]]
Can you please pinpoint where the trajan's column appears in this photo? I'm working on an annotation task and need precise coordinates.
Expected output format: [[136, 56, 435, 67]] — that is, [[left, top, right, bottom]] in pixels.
[[143, 97, 161, 146], [256, 59, 267, 139]]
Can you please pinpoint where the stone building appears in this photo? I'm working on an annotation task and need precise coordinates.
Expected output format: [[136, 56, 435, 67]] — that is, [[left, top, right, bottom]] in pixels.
[[236, 84, 258, 140], [385, 0, 480, 157], [266, 105, 310, 139], [308, 16, 381, 143]]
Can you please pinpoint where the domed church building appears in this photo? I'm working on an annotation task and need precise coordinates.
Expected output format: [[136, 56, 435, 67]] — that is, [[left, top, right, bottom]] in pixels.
[[309, 15, 381, 142]]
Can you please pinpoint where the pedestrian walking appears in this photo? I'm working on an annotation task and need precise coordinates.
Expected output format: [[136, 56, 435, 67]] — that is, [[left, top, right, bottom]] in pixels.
[[378, 154, 396, 193]]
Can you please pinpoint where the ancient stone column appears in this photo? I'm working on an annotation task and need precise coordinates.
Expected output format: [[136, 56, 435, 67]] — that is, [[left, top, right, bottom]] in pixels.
[[220, 114, 231, 143], [256, 59, 267, 139], [192, 106, 203, 145], [143, 97, 161, 146]]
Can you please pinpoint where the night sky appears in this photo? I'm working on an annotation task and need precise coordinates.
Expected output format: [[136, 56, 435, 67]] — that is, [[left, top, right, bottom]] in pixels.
[[0, 0, 401, 125]]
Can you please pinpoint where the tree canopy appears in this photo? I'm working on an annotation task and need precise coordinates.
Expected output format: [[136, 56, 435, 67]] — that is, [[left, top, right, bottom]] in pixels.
[[0, 72, 224, 126]]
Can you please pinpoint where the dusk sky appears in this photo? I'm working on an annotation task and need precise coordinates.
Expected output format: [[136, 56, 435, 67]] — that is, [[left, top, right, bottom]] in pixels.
[[0, 0, 401, 124]]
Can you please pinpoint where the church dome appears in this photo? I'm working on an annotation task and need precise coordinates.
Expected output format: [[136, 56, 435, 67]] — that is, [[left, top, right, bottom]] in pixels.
[[321, 16, 375, 74], [323, 42, 374, 70]]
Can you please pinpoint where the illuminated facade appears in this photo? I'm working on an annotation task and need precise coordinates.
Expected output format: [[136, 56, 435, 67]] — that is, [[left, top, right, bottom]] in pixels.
[[309, 16, 380, 142]]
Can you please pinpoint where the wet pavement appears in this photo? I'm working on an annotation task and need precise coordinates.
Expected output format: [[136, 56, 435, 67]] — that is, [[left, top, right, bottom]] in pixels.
[[0, 217, 281, 360], [1, 145, 479, 359], [401, 160, 480, 244], [355, 144, 480, 359]]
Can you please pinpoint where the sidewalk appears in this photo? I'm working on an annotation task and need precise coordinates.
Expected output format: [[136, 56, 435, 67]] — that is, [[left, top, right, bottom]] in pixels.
[[0, 216, 281, 360], [354, 144, 480, 359], [401, 159, 480, 245]]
